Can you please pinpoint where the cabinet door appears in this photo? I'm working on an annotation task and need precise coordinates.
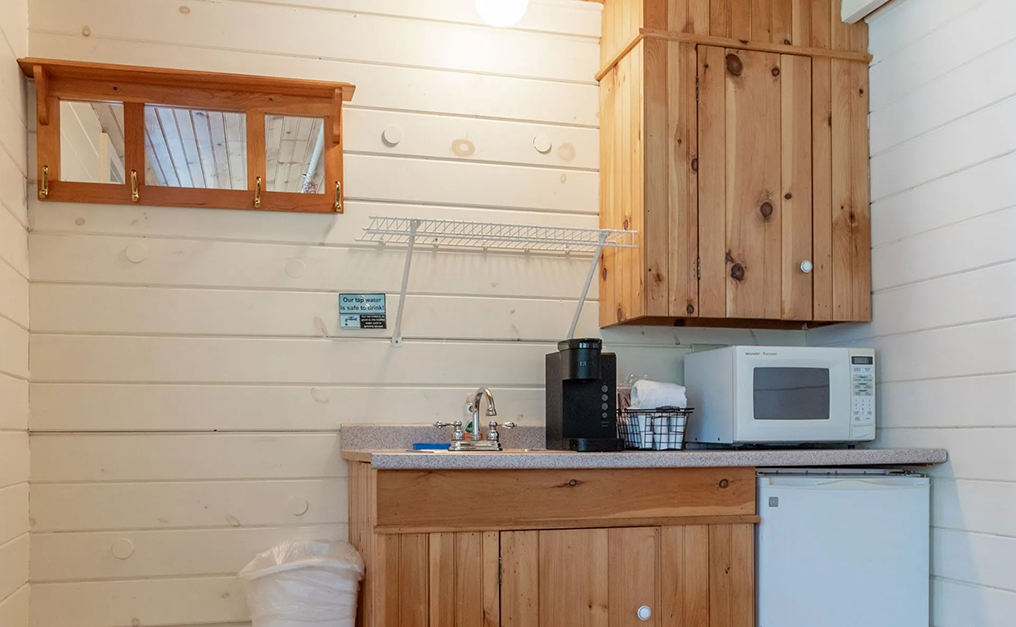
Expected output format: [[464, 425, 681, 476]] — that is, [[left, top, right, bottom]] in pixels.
[[501, 527, 659, 627], [697, 46, 814, 321], [375, 531, 499, 627], [660, 524, 754, 627]]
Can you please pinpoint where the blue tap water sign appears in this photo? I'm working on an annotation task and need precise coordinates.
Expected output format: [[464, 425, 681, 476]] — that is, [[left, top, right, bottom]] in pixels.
[[339, 293, 387, 329]]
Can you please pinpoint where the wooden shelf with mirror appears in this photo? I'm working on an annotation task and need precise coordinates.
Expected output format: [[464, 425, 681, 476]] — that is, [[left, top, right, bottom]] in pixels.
[[18, 58, 355, 214]]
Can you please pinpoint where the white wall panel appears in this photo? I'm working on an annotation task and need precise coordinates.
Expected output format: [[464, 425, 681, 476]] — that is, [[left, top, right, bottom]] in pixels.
[[29, 234, 597, 298], [933, 479, 1016, 538], [28, 33, 600, 127], [0, 534, 29, 603], [933, 528, 1016, 592], [31, 577, 248, 627], [870, 38, 1016, 156], [29, 0, 599, 83], [0, 484, 28, 546], [0, 0, 28, 623], [0, 433, 29, 489], [213, 0, 603, 37], [810, 0, 1016, 623], [31, 525, 347, 582], [870, 96, 1016, 202], [29, 384, 547, 432], [0, 259, 29, 328], [871, 151, 1016, 248], [933, 578, 1016, 627], [868, 0, 1016, 111], [30, 433, 346, 482], [0, 374, 28, 431], [876, 427, 1016, 483], [30, 479, 349, 532], [0, 586, 29, 627], [30, 201, 599, 245]]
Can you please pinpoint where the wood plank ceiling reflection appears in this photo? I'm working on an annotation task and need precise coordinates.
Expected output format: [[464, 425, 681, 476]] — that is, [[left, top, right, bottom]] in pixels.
[[90, 103, 325, 192]]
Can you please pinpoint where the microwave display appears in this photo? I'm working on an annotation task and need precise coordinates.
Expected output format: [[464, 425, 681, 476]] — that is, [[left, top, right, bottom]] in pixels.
[[753, 368, 831, 421]]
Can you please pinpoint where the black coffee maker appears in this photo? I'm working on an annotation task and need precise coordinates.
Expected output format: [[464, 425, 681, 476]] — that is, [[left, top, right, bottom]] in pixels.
[[546, 338, 623, 451]]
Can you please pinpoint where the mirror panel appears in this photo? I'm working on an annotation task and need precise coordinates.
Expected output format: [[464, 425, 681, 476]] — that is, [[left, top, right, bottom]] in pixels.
[[265, 114, 325, 194], [144, 105, 248, 190], [60, 100, 126, 184]]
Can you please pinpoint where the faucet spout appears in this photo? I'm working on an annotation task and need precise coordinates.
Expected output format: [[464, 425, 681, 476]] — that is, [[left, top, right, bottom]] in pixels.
[[472, 388, 497, 438]]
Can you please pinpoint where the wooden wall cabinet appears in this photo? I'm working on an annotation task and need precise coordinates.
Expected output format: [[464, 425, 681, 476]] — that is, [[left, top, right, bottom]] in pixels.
[[598, 0, 872, 328], [348, 463, 757, 627]]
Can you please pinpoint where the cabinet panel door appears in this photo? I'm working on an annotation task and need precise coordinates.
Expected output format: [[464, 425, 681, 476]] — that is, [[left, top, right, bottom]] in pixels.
[[500, 527, 659, 627], [539, 529, 610, 627], [609, 527, 660, 627], [723, 47, 783, 319], [780, 53, 814, 320], [375, 531, 498, 627], [659, 524, 753, 627]]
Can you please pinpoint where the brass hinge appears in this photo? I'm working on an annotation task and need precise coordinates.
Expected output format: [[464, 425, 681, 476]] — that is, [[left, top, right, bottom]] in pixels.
[[696, 257, 701, 281]]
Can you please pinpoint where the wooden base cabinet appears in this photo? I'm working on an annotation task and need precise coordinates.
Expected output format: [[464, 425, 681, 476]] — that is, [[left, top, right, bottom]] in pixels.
[[598, 0, 872, 328], [349, 464, 757, 627]]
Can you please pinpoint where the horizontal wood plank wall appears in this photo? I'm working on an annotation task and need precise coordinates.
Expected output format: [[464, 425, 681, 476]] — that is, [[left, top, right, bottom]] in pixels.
[[26, 2, 806, 625], [808, 0, 1016, 623], [0, 1, 29, 625]]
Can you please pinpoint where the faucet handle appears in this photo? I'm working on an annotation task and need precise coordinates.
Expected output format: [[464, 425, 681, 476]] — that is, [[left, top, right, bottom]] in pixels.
[[435, 420, 465, 442], [486, 420, 517, 444]]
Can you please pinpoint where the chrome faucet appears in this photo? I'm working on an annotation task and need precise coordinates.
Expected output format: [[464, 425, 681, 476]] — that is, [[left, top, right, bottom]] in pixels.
[[471, 387, 498, 439], [434, 387, 514, 451]]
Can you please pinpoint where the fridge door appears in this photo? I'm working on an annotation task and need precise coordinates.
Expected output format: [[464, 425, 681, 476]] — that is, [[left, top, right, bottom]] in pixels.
[[757, 474, 930, 627]]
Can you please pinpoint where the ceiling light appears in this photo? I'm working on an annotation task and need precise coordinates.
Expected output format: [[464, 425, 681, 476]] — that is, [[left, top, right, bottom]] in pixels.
[[475, 0, 529, 28]]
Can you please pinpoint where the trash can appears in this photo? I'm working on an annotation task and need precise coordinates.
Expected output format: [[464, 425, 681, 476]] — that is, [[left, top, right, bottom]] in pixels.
[[239, 540, 364, 627]]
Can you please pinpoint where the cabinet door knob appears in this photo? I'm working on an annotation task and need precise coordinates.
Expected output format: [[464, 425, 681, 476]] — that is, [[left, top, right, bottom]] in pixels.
[[637, 605, 652, 621], [801, 260, 814, 274]]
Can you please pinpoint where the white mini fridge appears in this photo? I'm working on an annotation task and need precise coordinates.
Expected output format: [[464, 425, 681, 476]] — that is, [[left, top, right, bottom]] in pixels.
[[757, 470, 930, 627]]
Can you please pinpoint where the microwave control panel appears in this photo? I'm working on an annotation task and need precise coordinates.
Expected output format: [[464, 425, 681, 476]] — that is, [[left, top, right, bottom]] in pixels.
[[850, 355, 875, 426]]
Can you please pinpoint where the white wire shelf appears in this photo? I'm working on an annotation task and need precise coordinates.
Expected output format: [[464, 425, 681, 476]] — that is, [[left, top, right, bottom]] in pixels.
[[357, 216, 639, 346], [359, 216, 637, 253]]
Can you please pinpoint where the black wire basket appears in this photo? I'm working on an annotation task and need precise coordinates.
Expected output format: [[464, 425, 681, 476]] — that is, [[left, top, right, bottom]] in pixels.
[[617, 407, 694, 450]]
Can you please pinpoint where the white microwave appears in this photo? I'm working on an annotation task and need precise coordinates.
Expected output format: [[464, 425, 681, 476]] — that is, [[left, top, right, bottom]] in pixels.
[[684, 346, 875, 445]]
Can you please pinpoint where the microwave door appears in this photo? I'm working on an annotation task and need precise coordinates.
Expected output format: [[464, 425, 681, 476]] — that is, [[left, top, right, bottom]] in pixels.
[[735, 358, 852, 442]]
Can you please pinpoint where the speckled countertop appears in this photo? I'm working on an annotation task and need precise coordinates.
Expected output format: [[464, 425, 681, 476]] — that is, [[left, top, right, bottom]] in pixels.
[[342, 448, 948, 470], [340, 425, 948, 470]]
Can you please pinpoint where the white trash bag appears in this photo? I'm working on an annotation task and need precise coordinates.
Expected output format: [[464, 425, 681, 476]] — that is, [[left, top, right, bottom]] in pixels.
[[239, 540, 365, 627]]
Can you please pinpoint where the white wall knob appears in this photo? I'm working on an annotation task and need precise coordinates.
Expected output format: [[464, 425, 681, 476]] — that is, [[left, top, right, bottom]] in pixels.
[[382, 125, 403, 146], [637, 606, 652, 621], [533, 134, 552, 154], [111, 538, 134, 560], [800, 260, 814, 274], [125, 243, 147, 264]]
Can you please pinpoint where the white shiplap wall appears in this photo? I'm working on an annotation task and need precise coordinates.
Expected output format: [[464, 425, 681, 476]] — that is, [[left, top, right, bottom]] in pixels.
[[0, 0, 30, 625], [808, 0, 1016, 624], [25, 1, 805, 626]]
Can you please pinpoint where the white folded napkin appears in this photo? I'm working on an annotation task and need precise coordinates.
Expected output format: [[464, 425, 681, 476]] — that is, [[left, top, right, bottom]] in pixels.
[[630, 379, 688, 410]]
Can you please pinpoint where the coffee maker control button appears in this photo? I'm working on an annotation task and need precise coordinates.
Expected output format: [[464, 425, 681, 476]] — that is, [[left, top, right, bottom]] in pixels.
[[601, 403, 608, 410], [601, 385, 609, 393]]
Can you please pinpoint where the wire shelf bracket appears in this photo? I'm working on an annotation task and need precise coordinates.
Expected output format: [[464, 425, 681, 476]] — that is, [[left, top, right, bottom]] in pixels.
[[358, 216, 638, 346]]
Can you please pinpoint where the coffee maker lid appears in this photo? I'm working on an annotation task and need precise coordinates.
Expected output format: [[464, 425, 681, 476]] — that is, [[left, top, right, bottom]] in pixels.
[[557, 338, 602, 351]]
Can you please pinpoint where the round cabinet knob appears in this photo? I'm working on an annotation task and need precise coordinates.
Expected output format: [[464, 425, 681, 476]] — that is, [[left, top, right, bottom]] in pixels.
[[637, 605, 652, 621], [800, 260, 814, 274]]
